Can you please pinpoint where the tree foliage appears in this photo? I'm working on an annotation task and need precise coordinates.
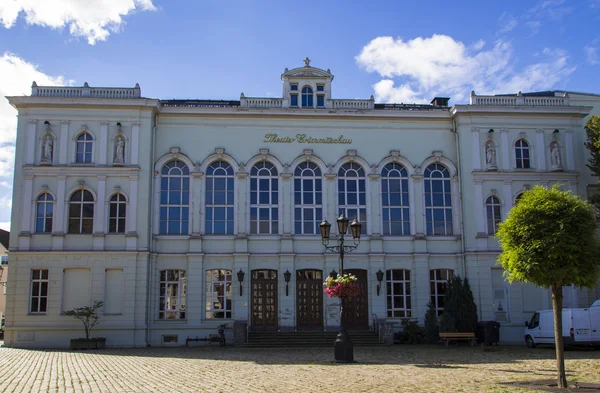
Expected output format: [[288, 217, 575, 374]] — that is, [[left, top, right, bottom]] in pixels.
[[584, 114, 600, 211], [438, 276, 478, 333], [496, 185, 600, 388], [424, 302, 440, 343], [64, 300, 104, 340]]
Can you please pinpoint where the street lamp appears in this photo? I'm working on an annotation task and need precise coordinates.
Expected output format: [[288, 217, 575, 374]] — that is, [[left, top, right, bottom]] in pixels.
[[319, 213, 362, 363], [237, 269, 245, 296], [284, 270, 291, 296]]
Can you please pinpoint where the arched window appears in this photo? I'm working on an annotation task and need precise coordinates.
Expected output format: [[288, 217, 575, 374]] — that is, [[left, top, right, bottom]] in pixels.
[[109, 193, 127, 234], [159, 160, 190, 235], [381, 163, 410, 235], [301, 86, 314, 108], [206, 269, 232, 319], [75, 132, 93, 163], [515, 139, 531, 169], [294, 162, 323, 234], [68, 190, 94, 234], [250, 162, 278, 234], [430, 269, 453, 316], [205, 161, 234, 234], [338, 163, 367, 234], [486, 196, 502, 235], [424, 164, 453, 236], [159, 269, 187, 320], [36, 193, 54, 233], [386, 269, 411, 318]]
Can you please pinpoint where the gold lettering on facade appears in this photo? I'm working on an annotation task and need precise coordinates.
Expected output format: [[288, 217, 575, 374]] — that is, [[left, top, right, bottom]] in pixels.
[[263, 133, 352, 144]]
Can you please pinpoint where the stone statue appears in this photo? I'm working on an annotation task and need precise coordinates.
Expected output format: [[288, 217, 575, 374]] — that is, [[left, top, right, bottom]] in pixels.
[[114, 138, 124, 164], [304, 57, 311, 67], [485, 142, 497, 170], [42, 135, 53, 163], [551, 143, 562, 169]]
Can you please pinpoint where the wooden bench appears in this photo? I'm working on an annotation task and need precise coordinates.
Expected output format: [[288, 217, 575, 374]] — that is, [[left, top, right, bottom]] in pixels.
[[186, 334, 222, 347], [439, 332, 476, 347]]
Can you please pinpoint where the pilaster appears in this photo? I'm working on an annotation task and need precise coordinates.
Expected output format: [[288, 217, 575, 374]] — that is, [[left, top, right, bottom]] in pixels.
[[412, 254, 430, 324], [59, 121, 70, 165], [233, 253, 250, 324], [411, 171, 424, 236], [126, 175, 139, 251], [565, 129, 575, 170], [368, 171, 381, 237], [471, 128, 481, 170], [99, 122, 108, 165], [324, 253, 341, 330], [369, 254, 386, 323], [191, 170, 204, 235], [131, 122, 140, 166], [503, 180, 512, 219], [235, 168, 248, 235], [52, 175, 66, 250], [27, 120, 37, 165], [152, 170, 161, 235], [500, 128, 509, 170], [280, 169, 292, 235], [18, 176, 34, 250], [186, 253, 204, 325], [324, 170, 336, 222], [536, 129, 546, 171], [93, 176, 106, 250], [278, 254, 295, 331]]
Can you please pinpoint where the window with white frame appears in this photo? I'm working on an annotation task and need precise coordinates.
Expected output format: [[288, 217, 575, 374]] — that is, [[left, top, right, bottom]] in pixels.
[[301, 86, 314, 107], [338, 162, 367, 234], [1, 256, 7, 265], [75, 132, 93, 163], [386, 269, 411, 318], [205, 161, 234, 234], [159, 270, 186, 320], [30, 269, 48, 313], [68, 190, 94, 234], [205, 269, 232, 319], [294, 162, 323, 234], [515, 139, 531, 169], [250, 162, 278, 234], [424, 164, 453, 236], [430, 269, 453, 316], [36, 192, 54, 233], [159, 160, 189, 235], [381, 163, 410, 235], [486, 196, 502, 235], [109, 193, 127, 233]]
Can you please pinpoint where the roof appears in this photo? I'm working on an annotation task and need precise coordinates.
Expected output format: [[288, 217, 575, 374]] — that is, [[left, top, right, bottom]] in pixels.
[[0, 229, 9, 250]]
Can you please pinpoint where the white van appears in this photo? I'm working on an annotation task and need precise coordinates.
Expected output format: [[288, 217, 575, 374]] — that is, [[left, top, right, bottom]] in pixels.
[[524, 299, 600, 348]]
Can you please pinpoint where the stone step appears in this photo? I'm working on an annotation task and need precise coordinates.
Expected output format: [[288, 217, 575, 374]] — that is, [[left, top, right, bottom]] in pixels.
[[244, 331, 383, 348]]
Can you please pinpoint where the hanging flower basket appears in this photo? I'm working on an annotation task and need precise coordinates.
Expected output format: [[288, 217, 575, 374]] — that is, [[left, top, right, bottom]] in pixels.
[[323, 274, 360, 298]]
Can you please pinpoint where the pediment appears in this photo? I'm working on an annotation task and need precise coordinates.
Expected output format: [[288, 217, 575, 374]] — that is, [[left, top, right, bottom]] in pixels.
[[282, 67, 333, 80]]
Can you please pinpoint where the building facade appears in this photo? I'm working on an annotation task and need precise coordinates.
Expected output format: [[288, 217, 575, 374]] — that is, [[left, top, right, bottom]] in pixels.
[[4, 60, 600, 347]]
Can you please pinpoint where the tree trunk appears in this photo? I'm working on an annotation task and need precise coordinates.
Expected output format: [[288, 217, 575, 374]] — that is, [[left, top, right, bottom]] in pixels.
[[551, 283, 567, 388]]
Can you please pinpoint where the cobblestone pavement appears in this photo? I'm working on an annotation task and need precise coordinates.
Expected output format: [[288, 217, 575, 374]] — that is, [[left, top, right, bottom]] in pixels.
[[0, 344, 598, 393]]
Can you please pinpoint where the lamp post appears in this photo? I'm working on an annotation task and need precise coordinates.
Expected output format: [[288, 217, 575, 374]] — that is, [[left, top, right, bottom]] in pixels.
[[319, 213, 362, 363]]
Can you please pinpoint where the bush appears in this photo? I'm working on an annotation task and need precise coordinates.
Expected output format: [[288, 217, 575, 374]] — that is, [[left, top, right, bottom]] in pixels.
[[394, 319, 425, 344], [439, 275, 478, 333], [424, 302, 439, 343]]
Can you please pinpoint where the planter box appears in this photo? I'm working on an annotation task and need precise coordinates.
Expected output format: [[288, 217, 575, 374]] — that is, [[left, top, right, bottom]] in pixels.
[[70, 338, 106, 350]]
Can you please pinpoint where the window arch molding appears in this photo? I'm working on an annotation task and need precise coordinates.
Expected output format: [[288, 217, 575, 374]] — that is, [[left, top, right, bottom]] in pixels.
[[289, 153, 328, 175], [154, 150, 194, 174], [72, 127, 96, 164], [331, 153, 370, 175], [106, 190, 129, 234], [376, 154, 415, 176], [32, 189, 56, 233], [420, 154, 458, 236], [511, 135, 534, 170], [196, 150, 239, 174]]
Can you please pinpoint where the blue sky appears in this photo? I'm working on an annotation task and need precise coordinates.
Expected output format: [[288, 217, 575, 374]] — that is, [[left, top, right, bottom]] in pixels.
[[0, 0, 598, 229]]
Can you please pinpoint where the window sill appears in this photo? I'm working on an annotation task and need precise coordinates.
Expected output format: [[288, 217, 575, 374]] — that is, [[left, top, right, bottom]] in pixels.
[[27, 313, 47, 316], [382, 236, 415, 241], [154, 235, 190, 240], [424, 235, 460, 241]]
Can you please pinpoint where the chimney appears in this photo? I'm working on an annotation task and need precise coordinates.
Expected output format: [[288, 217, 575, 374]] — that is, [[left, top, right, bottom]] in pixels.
[[430, 97, 450, 107]]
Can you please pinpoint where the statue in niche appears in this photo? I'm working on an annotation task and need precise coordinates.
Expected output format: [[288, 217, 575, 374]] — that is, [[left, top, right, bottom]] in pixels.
[[113, 137, 125, 165], [41, 135, 53, 164], [485, 141, 497, 170], [551, 142, 562, 170]]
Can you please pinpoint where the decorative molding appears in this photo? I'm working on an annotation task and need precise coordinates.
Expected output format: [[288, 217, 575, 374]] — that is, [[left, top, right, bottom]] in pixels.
[[215, 147, 225, 159], [259, 148, 269, 161], [471, 127, 479, 133], [535, 128, 544, 134], [170, 147, 180, 158], [77, 180, 86, 188], [28, 119, 39, 124], [114, 185, 121, 193], [347, 150, 357, 161], [432, 151, 442, 162]]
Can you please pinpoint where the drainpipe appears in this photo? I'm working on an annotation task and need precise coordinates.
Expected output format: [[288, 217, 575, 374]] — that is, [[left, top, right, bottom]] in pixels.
[[145, 113, 158, 346]]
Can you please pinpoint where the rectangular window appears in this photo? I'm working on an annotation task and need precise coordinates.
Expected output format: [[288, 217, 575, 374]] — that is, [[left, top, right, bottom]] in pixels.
[[316, 85, 324, 92], [104, 269, 124, 314], [386, 270, 411, 318], [290, 84, 298, 91], [30, 269, 49, 313], [159, 270, 187, 320], [63, 268, 91, 312], [317, 95, 325, 107], [205, 269, 232, 319], [290, 94, 298, 107], [1, 255, 7, 265]]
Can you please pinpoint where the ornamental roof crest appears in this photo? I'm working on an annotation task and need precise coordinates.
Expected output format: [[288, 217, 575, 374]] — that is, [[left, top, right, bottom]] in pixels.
[[281, 58, 334, 80]]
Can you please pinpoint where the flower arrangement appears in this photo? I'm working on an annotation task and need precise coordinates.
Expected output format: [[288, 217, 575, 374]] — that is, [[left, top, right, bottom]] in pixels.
[[323, 274, 360, 298]]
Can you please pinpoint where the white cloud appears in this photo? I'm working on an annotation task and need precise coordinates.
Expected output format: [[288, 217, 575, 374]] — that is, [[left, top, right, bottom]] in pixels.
[[584, 39, 600, 65], [526, 20, 542, 35], [527, 0, 572, 20], [497, 12, 518, 35], [0, 52, 70, 231], [355, 35, 575, 104], [0, 222, 10, 231], [0, 0, 156, 45]]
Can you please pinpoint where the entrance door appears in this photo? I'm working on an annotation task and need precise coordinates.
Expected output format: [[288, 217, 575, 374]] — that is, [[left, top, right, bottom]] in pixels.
[[251, 269, 278, 331], [296, 269, 324, 330], [342, 269, 369, 330]]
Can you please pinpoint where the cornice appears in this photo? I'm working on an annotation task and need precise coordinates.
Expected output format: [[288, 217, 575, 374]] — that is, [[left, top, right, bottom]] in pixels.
[[23, 165, 141, 176], [451, 104, 592, 119], [471, 170, 578, 182], [6, 96, 161, 111]]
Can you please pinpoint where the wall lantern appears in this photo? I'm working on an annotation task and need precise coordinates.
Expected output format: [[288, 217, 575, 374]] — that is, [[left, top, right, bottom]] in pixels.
[[489, 128, 494, 133], [554, 129, 560, 133], [44, 120, 50, 125], [329, 270, 338, 279], [237, 269, 245, 296], [284, 270, 291, 296], [116, 122, 122, 126], [376, 269, 384, 296]]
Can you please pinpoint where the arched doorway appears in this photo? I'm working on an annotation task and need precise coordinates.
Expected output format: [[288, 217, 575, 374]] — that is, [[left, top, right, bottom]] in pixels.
[[251, 269, 278, 331], [296, 269, 324, 330]]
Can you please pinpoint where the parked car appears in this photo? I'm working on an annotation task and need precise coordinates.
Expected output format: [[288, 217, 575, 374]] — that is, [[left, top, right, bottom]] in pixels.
[[524, 299, 600, 348]]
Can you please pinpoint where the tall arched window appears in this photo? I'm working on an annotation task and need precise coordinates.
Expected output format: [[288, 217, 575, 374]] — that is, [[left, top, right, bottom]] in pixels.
[[301, 86, 314, 108], [381, 163, 410, 235], [36, 193, 54, 233], [515, 139, 531, 169], [250, 162, 278, 234], [294, 162, 322, 234], [68, 190, 94, 234], [109, 193, 127, 234], [159, 160, 190, 235], [424, 164, 453, 236], [486, 196, 502, 235], [338, 162, 367, 234], [75, 132, 93, 163], [205, 161, 234, 234]]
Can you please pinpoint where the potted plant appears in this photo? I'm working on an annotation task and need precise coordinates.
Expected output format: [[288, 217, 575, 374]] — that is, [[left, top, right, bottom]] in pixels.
[[64, 300, 106, 349], [323, 274, 360, 298]]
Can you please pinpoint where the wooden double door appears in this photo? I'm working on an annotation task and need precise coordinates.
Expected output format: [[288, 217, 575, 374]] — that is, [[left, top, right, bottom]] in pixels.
[[296, 269, 324, 330], [251, 270, 278, 331], [342, 269, 369, 330]]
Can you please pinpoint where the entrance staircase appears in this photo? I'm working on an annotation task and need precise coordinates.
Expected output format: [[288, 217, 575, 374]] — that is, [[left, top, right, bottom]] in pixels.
[[244, 330, 382, 348]]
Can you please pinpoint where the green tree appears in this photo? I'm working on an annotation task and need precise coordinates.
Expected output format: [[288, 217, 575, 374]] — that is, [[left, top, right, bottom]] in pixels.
[[584, 114, 600, 211], [438, 275, 478, 333], [424, 302, 440, 343], [64, 301, 104, 340], [496, 185, 600, 388]]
